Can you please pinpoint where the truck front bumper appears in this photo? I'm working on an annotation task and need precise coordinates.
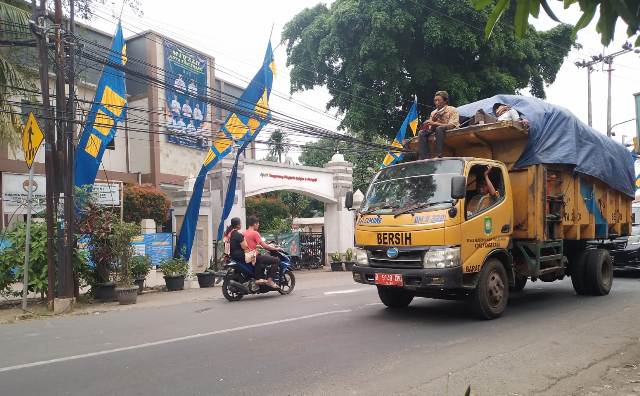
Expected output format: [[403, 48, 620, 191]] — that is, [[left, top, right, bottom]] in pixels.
[[352, 265, 472, 293]]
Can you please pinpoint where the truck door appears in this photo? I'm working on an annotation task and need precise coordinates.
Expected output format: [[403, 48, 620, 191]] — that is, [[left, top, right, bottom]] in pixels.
[[460, 163, 512, 273]]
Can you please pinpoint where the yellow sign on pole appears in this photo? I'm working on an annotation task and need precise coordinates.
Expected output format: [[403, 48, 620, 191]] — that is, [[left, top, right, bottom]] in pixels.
[[22, 112, 44, 169]]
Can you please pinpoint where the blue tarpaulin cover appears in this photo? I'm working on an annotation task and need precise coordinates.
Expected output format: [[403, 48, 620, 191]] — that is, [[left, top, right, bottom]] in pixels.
[[457, 95, 636, 198]]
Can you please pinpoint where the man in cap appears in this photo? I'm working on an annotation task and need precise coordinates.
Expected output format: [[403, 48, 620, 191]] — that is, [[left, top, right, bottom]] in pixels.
[[417, 90, 460, 159]]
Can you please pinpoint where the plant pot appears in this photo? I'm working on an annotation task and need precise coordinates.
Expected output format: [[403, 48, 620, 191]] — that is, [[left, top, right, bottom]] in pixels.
[[164, 275, 185, 291], [330, 261, 344, 271], [115, 286, 138, 305], [344, 261, 356, 271], [196, 272, 216, 288], [94, 282, 116, 301], [133, 277, 145, 295]]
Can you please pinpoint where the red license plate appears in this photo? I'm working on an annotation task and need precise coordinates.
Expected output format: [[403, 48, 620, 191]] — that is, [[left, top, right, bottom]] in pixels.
[[374, 273, 403, 286]]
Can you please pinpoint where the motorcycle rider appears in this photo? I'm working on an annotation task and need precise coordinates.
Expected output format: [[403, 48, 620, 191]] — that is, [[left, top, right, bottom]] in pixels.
[[245, 216, 282, 290]]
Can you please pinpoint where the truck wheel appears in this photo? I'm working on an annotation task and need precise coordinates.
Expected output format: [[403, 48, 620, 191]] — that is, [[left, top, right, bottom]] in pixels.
[[583, 249, 613, 296], [377, 286, 413, 308], [510, 275, 527, 292], [470, 259, 509, 319], [570, 251, 589, 295]]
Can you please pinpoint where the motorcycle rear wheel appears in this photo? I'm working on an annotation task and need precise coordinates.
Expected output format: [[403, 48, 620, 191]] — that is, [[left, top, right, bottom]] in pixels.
[[222, 272, 244, 302], [278, 270, 296, 295]]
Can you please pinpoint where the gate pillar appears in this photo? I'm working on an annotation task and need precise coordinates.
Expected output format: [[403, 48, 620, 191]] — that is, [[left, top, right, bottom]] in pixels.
[[323, 153, 354, 262]]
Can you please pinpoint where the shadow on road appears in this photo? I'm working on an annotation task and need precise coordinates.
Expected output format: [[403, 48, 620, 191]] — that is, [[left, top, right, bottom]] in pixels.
[[365, 284, 622, 325]]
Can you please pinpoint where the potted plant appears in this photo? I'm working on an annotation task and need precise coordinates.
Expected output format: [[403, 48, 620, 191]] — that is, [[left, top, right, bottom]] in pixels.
[[196, 270, 216, 288], [111, 221, 141, 305], [343, 248, 356, 271], [330, 252, 343, 271], [130, 255, 152, 295], [159, 257, 189, 291]]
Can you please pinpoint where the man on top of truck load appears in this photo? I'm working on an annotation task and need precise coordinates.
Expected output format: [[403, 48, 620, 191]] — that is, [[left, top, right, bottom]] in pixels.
[[418, 91, 460, 159], [472, 102, 529, 126], [467, 165, 500, 216]]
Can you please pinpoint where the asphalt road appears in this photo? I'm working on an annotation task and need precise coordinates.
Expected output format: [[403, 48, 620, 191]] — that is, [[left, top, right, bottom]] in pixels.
[[1, 272, 639, 396]]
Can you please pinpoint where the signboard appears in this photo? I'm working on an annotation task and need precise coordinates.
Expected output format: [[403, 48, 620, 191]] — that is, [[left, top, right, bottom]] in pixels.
[[163, 39, 209, 150], [144, 233, 173, 267], [131, 235, 146, 256], [22, 112, 44, 169], [93, 181, 121, 206], [1, 173, 46, 215]]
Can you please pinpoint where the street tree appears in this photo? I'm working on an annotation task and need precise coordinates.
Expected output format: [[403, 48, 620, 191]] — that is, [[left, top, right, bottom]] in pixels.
[[282, 0, 575, 140], [0, 1, 34, 148], [266, 129, 289, 162], [471, 0, 640, 46]]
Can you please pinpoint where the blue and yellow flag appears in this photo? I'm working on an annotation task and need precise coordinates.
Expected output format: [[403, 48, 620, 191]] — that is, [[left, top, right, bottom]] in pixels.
[[381, 98, 418, 168], [75, 23, 127, 189], [175, 41, 275, 260]]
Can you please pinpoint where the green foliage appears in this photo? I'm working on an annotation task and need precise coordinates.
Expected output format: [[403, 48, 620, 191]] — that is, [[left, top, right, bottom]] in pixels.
[[158, 257, 189, 277], [299, 137, 386, 193], [110, 221, 141, 287], [0, 222, 90, 299], [330, 252, 342, 263], [123, 184, 171, 227], [77, 196, 120, 284], [245, 196, 290, 233], [282, 0, 575, 139], [344, 248, 354, 262], [130, 255, 152, 278], [472, 0, 640, 46], [0, 1, 35, 148], [266, 129, 289, 162]]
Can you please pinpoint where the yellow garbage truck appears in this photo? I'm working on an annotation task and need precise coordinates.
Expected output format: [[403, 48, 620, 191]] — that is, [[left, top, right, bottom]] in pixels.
[[346, 96, 635, 319]]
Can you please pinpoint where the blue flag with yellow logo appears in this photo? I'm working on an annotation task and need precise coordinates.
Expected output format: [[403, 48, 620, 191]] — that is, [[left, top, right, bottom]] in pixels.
[[381, 98, 418, 168], [75, 23, 127, 189], [175, 41, 275, 260]]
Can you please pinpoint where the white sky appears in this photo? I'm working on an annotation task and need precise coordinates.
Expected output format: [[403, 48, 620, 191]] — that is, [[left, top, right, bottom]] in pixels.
[[87, 0, 639, 157]]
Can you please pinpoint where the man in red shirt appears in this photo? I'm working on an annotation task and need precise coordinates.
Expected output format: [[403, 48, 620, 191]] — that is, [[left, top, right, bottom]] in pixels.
[[245, 215, 282, 289]]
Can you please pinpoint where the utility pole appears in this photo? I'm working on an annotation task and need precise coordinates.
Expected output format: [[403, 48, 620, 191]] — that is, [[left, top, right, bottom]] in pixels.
[[64, 0, 77, 298], [577, 42, 640, 136], [53, 0, 73, 298], [30, 0, 57, 309], [575, 57, 601, 127]]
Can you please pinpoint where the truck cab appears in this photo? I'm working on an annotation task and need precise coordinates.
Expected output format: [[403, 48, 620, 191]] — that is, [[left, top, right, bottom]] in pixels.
[[350, 157, 513, 317]]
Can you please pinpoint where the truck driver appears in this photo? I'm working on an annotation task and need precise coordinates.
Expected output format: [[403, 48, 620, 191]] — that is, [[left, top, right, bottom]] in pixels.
[[467, 166, 500, 216]]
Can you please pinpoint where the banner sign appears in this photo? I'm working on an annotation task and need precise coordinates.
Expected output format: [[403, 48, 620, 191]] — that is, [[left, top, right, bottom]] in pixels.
[[164, 39, 209, 150], [144, 233, 173, 267]]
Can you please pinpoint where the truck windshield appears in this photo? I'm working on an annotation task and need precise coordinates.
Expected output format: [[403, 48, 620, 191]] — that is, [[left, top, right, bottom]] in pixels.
[[361, 159, 464, 214]]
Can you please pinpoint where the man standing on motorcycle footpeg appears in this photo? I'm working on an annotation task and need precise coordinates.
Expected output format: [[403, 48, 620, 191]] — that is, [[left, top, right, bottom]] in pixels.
[[245, 216, 283, 290]]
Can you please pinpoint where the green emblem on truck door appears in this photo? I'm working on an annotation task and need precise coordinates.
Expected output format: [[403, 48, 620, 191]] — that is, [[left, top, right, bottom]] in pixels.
[[484, 217, 492, 235]]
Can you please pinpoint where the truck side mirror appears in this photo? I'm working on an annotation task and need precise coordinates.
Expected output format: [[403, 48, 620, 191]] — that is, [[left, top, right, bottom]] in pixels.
[[345, 191, 354, 210], [451, 176, 466, 200]]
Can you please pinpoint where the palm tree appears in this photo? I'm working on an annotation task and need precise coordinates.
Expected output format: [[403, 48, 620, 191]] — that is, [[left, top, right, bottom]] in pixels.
[[0, 1, 34, 148], [267, 129, 289, 162]]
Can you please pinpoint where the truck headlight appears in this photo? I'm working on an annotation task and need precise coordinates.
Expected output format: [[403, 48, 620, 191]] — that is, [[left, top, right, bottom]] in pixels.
[[627, 235, 640, 246], [423, 247, 460, 269], [355, 248, 369, 266]]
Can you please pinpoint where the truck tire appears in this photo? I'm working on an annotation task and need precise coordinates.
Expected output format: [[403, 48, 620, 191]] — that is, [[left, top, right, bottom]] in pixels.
[[470, 259, 509, 319], [583, 249, 613, 296], [510, 275, 527, 292], [377, 286, 413, 308], [570, 251, 589, 295]]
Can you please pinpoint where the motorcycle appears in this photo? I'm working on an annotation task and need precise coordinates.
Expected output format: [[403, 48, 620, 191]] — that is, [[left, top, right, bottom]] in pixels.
[[220, 250, 296, 301]]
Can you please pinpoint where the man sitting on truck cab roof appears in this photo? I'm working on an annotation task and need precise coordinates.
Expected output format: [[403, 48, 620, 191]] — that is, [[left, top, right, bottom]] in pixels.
[[467, 166, 500, 216], [418, 91, 460, 159]]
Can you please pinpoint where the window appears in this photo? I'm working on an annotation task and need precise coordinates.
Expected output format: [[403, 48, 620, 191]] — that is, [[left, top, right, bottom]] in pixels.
[[465, 164, 504, 219]]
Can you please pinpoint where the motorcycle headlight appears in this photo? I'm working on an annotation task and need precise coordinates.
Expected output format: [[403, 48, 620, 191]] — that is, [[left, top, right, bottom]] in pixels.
[[423, 247, 460, 269], [355, 248, 369, 266]]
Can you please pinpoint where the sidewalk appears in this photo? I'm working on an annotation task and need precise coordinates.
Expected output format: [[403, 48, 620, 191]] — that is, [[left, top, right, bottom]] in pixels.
[[0, 268, 350, 325]]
